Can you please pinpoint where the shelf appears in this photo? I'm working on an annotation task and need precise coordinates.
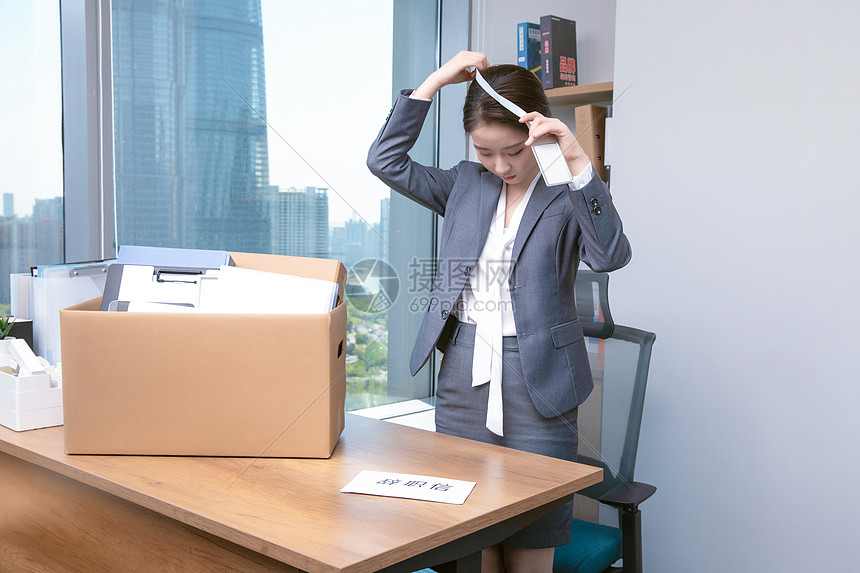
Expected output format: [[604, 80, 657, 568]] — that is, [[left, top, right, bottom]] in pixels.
[[545, 81, 613, 106]]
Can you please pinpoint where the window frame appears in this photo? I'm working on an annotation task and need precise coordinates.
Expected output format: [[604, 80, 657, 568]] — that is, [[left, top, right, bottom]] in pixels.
[[61, 0, 115, 263]]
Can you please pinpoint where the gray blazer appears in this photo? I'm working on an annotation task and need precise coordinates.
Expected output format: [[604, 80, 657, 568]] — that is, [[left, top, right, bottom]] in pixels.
[[367, 90, 631, 418]]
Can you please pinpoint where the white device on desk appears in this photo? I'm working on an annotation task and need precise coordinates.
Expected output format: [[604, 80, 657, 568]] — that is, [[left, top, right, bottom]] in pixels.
[[0, 338, 47, 378], [0, 338, 62, 432], [101, 264, 211, 311], [473, 69, 574, 187]]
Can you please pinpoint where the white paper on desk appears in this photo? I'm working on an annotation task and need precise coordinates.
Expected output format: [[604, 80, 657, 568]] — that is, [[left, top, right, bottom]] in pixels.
[[341, 470, 476, 505], [198, 266, 337, 314]]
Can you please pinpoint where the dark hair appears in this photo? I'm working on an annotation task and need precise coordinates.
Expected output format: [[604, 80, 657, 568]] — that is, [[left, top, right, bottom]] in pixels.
[[463, 64, 551, 134]]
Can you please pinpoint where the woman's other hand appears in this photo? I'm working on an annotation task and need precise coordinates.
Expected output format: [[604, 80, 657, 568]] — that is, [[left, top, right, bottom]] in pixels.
[[520, 112, 591, 177], [413, 50, 490, 100]]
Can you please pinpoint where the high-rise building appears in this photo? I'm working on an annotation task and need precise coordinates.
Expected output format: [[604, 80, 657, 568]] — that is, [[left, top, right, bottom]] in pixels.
[[0, 217, 33, 304], [111, 0, 270, 254], [341, 217, 371, 268], [3, 193, 13, 218], [271, 186, 329, 259], [329, 225, 347, 263], [328, 197, 389, 268], [0, 198, 64, 305], [32, 198, 62, 222], [33, 197, 64, 265]]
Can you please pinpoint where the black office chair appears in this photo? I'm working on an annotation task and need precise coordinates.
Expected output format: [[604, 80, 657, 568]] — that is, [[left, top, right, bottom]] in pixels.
[[553, 270, 657, 573]]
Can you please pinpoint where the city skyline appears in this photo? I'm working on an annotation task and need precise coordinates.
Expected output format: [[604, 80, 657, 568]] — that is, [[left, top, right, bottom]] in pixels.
[[2, 0, 395, 314], [1, 1, 393, 227], [0, 189, 389, 307], [0, 194, 64, 304]]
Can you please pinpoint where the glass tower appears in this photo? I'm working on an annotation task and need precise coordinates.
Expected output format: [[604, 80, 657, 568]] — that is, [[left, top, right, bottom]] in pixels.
[[112, 0, 270, 253], [272, 186, 329, 259]]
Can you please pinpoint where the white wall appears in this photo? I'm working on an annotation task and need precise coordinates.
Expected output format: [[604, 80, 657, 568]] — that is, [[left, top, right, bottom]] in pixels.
[[608, 1, 860, 570], [474, 0, 860, 570]]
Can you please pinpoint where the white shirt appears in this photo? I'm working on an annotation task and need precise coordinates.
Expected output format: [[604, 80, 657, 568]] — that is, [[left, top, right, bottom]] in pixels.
[[455, 165, 594, 332], [456, 173, 539, 333]]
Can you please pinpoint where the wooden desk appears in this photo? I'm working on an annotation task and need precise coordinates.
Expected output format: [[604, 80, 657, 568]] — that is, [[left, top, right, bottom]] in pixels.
[[0, 414, 601, 572]]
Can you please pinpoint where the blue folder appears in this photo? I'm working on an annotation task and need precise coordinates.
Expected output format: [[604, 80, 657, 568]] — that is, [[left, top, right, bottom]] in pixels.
[[116, 245, 234, 269]]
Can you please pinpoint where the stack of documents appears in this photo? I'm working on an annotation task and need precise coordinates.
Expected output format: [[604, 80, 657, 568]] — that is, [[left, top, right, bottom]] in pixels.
[[197, 266, 338, 314], [101, 247, 338, 315]]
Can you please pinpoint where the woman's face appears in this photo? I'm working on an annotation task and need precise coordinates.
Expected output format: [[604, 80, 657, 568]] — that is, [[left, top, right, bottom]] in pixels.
[[470, 122, 540, 188]]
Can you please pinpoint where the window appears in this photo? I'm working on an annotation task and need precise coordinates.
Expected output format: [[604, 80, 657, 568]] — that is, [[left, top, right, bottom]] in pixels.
[[0, 2, 64, 315], [106, 0, 441, 409]]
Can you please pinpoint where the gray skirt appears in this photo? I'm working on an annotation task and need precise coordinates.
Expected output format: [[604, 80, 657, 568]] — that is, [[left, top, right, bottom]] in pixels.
[[435, 320, 579, 549]]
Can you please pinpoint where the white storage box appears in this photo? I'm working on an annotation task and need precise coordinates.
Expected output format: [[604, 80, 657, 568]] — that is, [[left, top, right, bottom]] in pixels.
[[0, 339, 63, 432]]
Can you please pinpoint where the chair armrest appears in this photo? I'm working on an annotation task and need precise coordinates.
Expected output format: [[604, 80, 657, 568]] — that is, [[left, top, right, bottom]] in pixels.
[[598, 481, 656, 512]]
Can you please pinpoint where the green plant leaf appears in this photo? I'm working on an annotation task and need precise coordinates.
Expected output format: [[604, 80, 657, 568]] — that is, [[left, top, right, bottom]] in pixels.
[[0, 315, 16, 339]]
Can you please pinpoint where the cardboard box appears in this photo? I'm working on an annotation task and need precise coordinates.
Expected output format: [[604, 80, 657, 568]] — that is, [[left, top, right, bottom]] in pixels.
[[60, 252, 347, 458], [574, 105, 607, 181]]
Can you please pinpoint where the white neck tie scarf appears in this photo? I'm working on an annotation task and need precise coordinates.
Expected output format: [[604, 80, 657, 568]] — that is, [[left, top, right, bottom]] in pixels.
[[470, 175, 539, 436]]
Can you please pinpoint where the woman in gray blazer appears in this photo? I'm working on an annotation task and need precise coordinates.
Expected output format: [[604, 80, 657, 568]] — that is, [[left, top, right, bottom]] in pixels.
[[367, 51, 631, 572]]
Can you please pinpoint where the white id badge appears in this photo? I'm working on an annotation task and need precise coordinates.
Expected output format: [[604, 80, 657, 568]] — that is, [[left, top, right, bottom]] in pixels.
[[532, 135, 574, 186]]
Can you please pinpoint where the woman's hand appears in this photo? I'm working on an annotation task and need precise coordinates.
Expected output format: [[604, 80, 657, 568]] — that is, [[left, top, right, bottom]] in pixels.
[[520, 112, 592, 177], [412, 51, 490, 100]]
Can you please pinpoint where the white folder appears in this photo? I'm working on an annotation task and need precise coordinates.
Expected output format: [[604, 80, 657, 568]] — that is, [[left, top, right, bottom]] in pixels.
[[198, 266, 338, 314]]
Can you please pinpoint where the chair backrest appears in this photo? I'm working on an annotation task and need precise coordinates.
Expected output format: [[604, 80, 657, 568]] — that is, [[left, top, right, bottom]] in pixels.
[[573, 270, 656, 525], [575, 269, 615, 339]]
